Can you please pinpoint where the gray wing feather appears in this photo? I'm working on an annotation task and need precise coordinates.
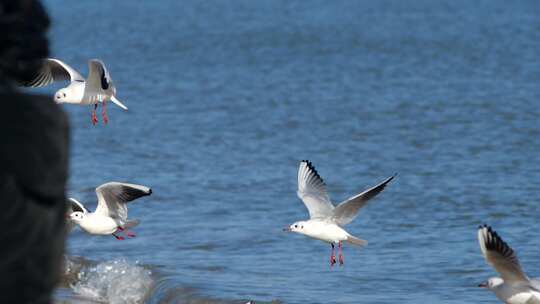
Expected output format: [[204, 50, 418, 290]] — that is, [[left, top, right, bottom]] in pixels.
[[332, 174, 395, 226], [24, 58, 84, 87], [296, 160, 334, 219], [94, 182, 152, 221], [86, 59, 114, 93], [529, 279, 540, 292]]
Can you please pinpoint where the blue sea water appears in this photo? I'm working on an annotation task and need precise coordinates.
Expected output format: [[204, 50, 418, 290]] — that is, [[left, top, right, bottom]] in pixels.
[[39, 1, 540, 303]]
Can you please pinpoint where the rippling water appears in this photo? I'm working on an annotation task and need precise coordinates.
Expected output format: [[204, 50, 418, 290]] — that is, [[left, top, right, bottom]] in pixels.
[[39, 0, 540, 303]]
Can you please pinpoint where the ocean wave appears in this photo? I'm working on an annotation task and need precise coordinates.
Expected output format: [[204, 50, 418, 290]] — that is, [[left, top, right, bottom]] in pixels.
[[59, 256, 277, 304], [64, 256, 153, 304]]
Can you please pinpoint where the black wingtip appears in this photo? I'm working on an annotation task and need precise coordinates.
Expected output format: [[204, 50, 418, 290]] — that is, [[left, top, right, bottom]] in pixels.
[[381, 174, 396, 186], [481, 225, 514, 258], [301, 160, 324, 184]]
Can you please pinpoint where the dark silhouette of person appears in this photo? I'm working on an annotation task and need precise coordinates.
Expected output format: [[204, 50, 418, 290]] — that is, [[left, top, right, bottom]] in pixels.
[[0, 0, 69, 303]]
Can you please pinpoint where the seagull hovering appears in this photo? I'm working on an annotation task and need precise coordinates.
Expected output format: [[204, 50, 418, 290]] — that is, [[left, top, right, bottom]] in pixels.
[[23, 58, 128, 125], [477, 225, 540, 304], [284, 160, 395, 266], [68, 182, 152, 240]]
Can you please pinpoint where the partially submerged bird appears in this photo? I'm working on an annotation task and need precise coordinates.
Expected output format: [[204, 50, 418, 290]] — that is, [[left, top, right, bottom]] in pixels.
[[477, 225, 540, 304], [68, 182, 152, 240], [23, 58, 128, 125], [284, 160, 395, 266]]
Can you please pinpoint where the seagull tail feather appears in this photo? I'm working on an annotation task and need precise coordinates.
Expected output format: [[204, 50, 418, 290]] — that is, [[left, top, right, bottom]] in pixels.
[[110, 95, 128, 111], [123, 219, 140, 229], [346, 235, 368, 247]]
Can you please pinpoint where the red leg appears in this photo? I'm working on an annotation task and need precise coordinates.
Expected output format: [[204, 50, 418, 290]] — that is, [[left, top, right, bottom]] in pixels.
[[101, 100, 109, 124], [112, 233, 124, 240], [338, 241, 344, 265], [91, 104, 98, 125], [330, 243, 336, 267]]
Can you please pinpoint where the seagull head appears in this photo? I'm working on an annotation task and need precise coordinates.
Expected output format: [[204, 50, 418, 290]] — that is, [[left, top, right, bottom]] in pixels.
[[478, 277, 503, 290], [69, 211, 85, 223], [54, 88, 70, 104], [283, 221, 306, 233]]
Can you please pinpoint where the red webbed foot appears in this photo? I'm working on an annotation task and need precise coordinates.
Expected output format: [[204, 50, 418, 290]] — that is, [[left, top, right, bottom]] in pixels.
[[101, 101, 109, 124], [112, 233, 124, 240], [91, 104, 98, 125]]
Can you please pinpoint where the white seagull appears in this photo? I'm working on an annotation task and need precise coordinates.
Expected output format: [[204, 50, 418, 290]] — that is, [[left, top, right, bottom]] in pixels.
[[284, 160, 395, 266], [68, 182, 152, 240], [478, 225, 540, 304], [23, 58, 128, 125]]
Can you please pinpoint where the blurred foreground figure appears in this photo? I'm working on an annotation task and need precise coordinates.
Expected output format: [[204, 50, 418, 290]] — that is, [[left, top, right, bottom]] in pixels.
[[0, 0, 69, 303]]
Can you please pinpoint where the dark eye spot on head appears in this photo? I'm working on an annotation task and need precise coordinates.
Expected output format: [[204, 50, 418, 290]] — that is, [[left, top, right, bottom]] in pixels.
[[294, 225, 298, 228], [63, 93, 66, 97]]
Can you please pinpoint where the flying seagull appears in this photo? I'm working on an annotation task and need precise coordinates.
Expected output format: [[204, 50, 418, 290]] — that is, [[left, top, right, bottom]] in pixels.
[[68, 182, 152, 240], [284, 160, 395, 266], [477, 224, 540, 304], [23, 58, 128, 125]]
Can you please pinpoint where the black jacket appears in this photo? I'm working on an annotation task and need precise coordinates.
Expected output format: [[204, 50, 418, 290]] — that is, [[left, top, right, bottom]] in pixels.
[[0, 90, 69, 304]]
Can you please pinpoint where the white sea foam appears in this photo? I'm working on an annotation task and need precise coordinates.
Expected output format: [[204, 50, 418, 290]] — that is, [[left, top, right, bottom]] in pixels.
[[71, 259, 153, 304]]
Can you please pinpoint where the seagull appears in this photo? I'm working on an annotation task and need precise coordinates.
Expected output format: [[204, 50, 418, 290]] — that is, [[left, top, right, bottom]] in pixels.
[[23, 58, 128, 125], [477, 225, 540, 304], [284, 160, 395, 266], [68, 182, 152, 240]]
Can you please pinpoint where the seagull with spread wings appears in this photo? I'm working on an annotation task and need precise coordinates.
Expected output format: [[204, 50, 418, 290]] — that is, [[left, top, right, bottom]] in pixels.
[[22, 58, 128, 125], [284, 160, 395, 266], [477, 225, 540, 304], [68, 182, 152, 240]]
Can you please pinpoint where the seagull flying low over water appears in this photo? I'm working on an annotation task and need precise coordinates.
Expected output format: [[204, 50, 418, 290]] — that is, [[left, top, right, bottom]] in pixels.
[[23, 58, 128, 125], [478, 225, 540, 304], [284, 160, 395, 266], [68, 182, 152, 240]]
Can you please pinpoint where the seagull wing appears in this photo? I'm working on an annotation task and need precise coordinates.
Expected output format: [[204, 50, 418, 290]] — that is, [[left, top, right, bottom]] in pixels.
[[24, 58, 84, 87], [332, 174, 395, 226], [67, 197, 88, 214], [297, 160, 334, 219], [86, 59, 113, 92], [478, 225, 530, 284], [65, 198, 87, 232], [94, 182, 152, 221]]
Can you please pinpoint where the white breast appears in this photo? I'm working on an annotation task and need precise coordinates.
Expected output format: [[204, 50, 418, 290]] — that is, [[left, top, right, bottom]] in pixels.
[[79, 214, 118, 235], [63, 82, 86, 104], [302, 221, 349, 243]]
